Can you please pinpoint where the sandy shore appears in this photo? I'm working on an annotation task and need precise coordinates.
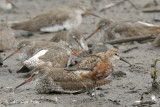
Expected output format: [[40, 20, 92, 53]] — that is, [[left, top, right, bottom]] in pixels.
[[0, 0, 160, 106]]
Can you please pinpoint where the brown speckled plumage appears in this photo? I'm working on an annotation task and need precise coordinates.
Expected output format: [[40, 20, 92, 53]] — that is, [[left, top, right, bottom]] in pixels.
[[17, 39, 58, 61], [11, 2, 86, 32], [66, 49, 120, 81], [89, 18, 160, 42], [16, 40, 79, 73], [50, 29, 88, 50], [26, 63, 111, 93]]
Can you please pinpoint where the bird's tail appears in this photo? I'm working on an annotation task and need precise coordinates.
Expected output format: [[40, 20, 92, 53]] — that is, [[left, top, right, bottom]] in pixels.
[[11, 20, 31, 31]]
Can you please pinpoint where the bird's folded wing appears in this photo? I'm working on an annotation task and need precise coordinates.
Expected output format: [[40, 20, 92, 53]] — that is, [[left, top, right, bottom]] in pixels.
[[65, 55, 101, 71]]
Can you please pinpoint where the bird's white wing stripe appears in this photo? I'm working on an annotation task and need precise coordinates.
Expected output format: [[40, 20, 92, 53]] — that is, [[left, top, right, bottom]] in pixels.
[[138, 21, 159, 27], [24, 50, 48, 68]]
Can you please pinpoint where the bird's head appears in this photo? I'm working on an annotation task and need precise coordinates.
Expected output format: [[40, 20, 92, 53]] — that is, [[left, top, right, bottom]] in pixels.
[[69, 2, 101, 18], [85, 18, 113, 40], [3, 39, 32, 61], [69, 30, 88, 51], [106, 49, 131, 66], [15, 62, 52, 90]]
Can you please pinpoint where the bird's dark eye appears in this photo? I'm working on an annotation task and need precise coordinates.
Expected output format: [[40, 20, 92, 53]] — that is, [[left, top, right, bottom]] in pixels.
[[102, 22, 106, 26], [115, 53, 118, 56]]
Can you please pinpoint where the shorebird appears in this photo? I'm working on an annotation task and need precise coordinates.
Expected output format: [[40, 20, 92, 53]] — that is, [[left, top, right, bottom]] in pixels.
[[15, 62, 111, 94], [64, 49, 131, 95], [50, 29, 88, 51], [22, 41, 79, 71], [86, 18, 160, 42], [3, 39, 79, 61], [3, 39, 56, 61], [11, 2, 100, 33], [3, 39, 80, 73], [0, 0, 17, 10]]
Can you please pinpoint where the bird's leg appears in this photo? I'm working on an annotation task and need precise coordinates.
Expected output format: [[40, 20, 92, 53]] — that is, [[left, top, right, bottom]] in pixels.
[[70, 72, 94, 97], [79, 80, 93, 97], [57, 69, 93, 97], [94, 81, 97, 97]]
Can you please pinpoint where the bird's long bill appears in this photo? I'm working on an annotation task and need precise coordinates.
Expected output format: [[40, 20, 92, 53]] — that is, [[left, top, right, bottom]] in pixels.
[[84, 11, 101, 18], [15, 77, 33, 89], [72, 37, 83, 49], [3, 49, 20, 61], [120, 57, 131, 65], [72, 51, 78, 57], [7, 0, 18, 9], [85, 27, 100, 40]]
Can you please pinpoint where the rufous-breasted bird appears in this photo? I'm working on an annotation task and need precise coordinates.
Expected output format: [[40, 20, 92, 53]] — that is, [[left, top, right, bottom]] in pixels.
[[64, 49, 131, 95], [15, 62, 111, 94]]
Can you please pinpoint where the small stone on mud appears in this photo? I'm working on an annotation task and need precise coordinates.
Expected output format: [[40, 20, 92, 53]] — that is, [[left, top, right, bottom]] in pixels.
[[98, 93, 105, 97], [3, 87, 13, 93], [129, 65, 145, 72], [112, 71, 126, 78]]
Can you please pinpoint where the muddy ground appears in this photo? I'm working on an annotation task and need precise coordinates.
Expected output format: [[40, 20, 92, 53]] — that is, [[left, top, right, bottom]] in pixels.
[[0, 0, 160, 106]]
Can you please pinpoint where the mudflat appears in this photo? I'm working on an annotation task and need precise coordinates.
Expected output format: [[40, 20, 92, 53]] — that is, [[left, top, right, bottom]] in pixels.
[[0, 0, 160, 106]]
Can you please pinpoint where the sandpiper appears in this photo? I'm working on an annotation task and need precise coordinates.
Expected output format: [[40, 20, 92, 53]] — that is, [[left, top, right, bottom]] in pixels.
[[3, 39, 80, 73], [3, 39, 79, 61], [3, 39, 56, 61], [15, 62, 111, 94], [11, 2, 100, 33], [86, 18, 160, 42], [50, 29, 88, 51], [22, 41, 78, 71], [0, 0, 17, 10], [64, 49, 131, 95]]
